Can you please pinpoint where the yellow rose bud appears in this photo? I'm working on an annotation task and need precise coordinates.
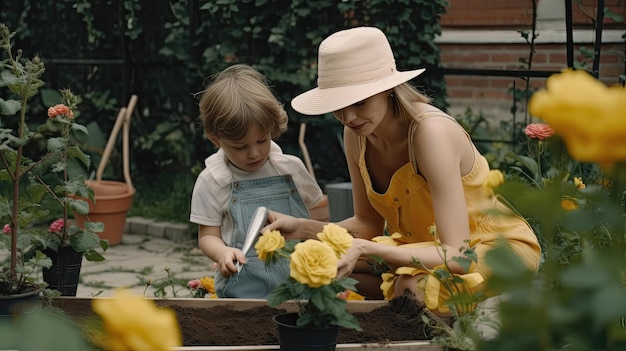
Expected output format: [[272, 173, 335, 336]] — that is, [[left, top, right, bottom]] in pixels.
[[337, 289, 366, 300], [200, 276, 215, 294], [290, 240, 338, 288], [561, 197, 579, 211], [255, 230, 285, 261], [484, 170, 504, 189], [92, 289, 182, 351], [317, 223, 353, 258], [574, 177, 585, 190]]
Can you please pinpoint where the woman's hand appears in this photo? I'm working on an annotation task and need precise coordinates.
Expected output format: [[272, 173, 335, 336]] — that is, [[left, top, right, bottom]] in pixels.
[[261, 210, 301, 239], [337, 238, 365, 278]]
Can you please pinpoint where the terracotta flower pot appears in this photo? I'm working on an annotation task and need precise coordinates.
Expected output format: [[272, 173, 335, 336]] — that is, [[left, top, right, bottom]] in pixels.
[[73, 180, 135, 246], [74, 96, 138, 246]]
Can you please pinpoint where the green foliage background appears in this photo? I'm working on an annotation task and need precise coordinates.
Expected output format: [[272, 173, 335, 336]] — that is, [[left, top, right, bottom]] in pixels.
[[0, 0, 449, 188]]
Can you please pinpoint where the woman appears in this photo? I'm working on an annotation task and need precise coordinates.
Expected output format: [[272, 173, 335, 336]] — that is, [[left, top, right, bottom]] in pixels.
[[264, 27, 541, 312]]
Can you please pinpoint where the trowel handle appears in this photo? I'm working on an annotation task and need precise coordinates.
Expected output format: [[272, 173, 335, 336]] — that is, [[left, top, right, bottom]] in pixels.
[[96, 107, 126, 182]]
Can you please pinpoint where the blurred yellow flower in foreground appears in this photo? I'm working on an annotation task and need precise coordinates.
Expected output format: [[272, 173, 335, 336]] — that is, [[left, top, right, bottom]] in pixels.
[[529, 69, 626, 163], [92, 289, 182, 351], [317, 223, 353, 258], [561, 198, 579, 211]]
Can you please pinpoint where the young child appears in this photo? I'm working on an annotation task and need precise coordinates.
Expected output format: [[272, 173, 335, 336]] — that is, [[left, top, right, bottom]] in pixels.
[[190, 64, 325, 298]]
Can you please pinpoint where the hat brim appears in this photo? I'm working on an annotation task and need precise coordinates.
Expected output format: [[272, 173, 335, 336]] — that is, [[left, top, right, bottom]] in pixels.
[[291, 68, 425, 116]]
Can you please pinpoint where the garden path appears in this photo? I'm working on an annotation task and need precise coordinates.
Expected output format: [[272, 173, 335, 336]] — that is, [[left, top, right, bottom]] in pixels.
[[77, 217, 214, 298]]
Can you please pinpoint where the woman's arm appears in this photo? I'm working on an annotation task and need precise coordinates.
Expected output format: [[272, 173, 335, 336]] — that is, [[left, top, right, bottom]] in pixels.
[[263, 126, 385, 240]]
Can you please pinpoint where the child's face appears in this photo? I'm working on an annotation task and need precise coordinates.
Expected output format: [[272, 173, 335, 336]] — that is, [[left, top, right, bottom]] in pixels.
[[216, 123, 272, 172]]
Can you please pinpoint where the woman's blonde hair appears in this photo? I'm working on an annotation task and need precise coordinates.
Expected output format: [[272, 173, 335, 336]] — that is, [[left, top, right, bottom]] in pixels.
[[391, 83, 431, 124], [198, 64, 288, 141]]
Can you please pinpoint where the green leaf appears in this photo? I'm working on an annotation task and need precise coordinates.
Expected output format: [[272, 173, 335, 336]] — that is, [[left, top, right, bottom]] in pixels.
[[83, 249, 104, 262], [66, 145, 90, 168], [590, 284, 626, 328], [0, 309, 87, 351], [69, 198, 90, 215], [84, 221, 105, 234], [68, 231, 100, 253], [452, 256, 473, 273], [266, 283, 292, 307], [0, 98, 21, 116]]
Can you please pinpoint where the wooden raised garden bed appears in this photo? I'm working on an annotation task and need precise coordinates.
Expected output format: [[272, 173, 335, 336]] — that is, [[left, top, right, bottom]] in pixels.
[[52, 297, 442, 351]]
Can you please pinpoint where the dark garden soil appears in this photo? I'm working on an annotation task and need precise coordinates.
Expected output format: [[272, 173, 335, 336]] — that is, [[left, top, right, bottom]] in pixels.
[[171, 295, 433, 346]]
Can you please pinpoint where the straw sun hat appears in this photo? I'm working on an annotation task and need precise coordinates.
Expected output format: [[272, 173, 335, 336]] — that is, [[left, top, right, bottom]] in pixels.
[[291, 26, 425, 116]]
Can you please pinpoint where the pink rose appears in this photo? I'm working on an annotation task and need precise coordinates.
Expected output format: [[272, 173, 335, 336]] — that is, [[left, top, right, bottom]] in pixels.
[[524, 123, 554, 140], [47, 104, 74, 119], [2, 224, 10, 234], [48, 218, 65, 234], [187, 279, 201, 289]]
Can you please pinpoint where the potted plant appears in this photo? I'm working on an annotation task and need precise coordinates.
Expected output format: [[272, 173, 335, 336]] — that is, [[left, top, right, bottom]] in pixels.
[[255, 222, 362, 351], [0, 22, 107, 305]]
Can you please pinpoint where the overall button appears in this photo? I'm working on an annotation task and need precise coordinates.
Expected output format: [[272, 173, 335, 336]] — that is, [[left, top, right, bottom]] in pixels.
[[231, 197, 238, 204], [233, 182, 239, 188]]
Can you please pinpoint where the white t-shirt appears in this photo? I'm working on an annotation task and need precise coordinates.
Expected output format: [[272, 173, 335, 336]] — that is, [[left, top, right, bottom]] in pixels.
[[190, 141, 324, 245]]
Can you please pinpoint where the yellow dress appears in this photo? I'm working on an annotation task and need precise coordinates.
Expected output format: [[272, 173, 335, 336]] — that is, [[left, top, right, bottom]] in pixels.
[[358, 112, 541, 313]]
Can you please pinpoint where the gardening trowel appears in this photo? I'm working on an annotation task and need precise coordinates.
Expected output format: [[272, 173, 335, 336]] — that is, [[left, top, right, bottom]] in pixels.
[[235, 206, 268, 273]]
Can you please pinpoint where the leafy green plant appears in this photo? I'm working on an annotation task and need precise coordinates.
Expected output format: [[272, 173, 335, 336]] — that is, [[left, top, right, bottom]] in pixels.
[[399, 223, 501, 351], [257, 224, 362, 331], [0, 23, 106, 295], [479, 69, 626, 351]]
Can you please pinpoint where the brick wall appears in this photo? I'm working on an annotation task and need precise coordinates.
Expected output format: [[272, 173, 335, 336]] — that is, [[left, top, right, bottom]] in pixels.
[[439, 40, 625, 120], [440, 0, 626, 28], [436, 1, 626, 123]]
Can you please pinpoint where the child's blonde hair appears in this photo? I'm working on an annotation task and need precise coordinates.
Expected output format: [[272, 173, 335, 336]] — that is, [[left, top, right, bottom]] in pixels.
[[199, 64, 288, 141]]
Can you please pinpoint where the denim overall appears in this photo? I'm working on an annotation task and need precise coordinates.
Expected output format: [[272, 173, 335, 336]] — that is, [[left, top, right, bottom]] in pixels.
[[215, 174, 310, 298]]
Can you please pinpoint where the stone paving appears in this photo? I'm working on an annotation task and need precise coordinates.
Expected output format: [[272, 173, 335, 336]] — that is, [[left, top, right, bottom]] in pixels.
[[76, 217, 215, 298]]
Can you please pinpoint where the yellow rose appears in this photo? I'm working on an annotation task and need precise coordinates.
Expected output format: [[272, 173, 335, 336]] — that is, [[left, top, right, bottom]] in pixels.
[[200, 276, 215, 294], [92, 289, 182, 351], [484, 169, 504, 189], [254, 230, 285, 261], [529, 69, 626, 163], [317, 223, 353, 258], [290, 240, 338, 288]]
